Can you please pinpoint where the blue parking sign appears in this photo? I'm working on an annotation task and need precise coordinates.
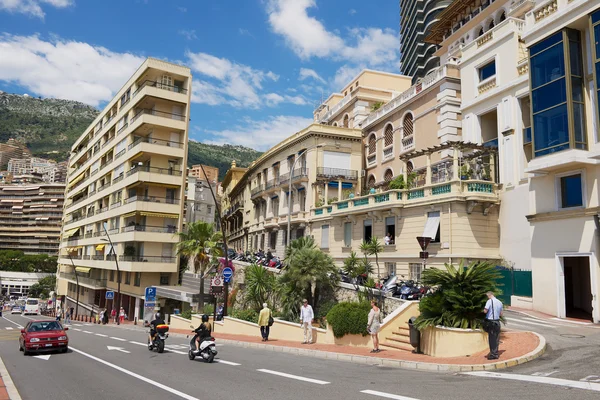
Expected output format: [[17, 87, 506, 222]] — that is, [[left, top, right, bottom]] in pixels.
[[105, 291, 114, 300], [145, 287, 156, 302]]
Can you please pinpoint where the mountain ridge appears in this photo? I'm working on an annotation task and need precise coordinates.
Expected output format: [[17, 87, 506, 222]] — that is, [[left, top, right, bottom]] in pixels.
[[0, 92, 261, 180]]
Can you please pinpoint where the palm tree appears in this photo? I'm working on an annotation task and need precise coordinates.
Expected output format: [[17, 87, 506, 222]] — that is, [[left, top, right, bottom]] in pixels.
[[244, 263, 276, 310], [414, 260, 503, 330], [343, 251, 373, 290], [280, 237, 339, 315], [367, 237, 383, 281], [176, 221, 223, 312]]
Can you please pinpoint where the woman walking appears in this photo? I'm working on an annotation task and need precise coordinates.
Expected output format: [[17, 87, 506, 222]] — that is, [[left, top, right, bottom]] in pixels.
[[119, 307, 125, 324], [367, 300, 382, 353]]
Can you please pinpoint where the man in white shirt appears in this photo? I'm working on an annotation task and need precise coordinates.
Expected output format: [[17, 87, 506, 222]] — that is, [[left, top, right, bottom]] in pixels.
[[483, 291, 503, 360], [384, 233, 391, 246], [299, 299, 314, 344]]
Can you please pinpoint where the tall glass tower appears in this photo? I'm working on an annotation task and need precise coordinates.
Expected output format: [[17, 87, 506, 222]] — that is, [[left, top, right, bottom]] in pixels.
[[400, 0, 453, 83]]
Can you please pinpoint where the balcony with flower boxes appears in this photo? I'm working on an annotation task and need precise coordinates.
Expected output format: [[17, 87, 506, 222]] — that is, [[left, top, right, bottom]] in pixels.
[[312, 142, 500, 219]]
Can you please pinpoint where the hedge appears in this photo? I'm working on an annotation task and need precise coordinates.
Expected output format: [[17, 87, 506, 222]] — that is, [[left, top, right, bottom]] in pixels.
[[326, 301, 371, 338], [231, 308, 259, 324]]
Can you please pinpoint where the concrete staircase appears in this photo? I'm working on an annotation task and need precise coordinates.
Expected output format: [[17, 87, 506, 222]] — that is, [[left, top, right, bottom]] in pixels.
[[381, 324, 414, 352], [154, 273, 212, 303]]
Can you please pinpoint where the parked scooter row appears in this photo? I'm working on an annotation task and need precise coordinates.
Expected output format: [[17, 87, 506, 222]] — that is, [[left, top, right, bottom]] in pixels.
[[226, 250, 283, 268], [380, 275, 431, 300]]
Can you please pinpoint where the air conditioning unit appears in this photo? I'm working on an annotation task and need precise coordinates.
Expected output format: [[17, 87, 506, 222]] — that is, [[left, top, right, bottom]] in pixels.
[[361, 170, 366, 177]]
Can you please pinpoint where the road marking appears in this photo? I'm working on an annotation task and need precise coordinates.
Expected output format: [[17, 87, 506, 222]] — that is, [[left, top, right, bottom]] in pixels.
[[216, 360, 240, 366], [532, 371, 559, 377], [129, 341, 148, 346], [73, 328, 81, 331], [550, 317, 593, 326], [505, 317, 553, 328], [110, 337, 127, 341], [257, 369, 330, 385], [69, 346, 200, 400], [82, 330, 93, 334], [360, 390, 420, 400], [32, 355, 51, 360], [0, 356, 23, 400], [73, 324, 83, 326], [5, 327, 13, 330], [95, 333, 108, 337], [107, 346, 130, 354], [166, 349, 187, 355], [1, 316, 23, 329], [463, 372, 600, 392]]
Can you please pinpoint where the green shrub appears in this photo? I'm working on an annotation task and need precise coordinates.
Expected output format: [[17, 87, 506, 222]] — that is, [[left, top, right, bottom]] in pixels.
[[316, 300, 338, 326], [203, 304, 214, 316], [231, 308, 259, 323], [326, 301, 371, 338], [178, 309, 192, 320], [388, 175, 405, 190]]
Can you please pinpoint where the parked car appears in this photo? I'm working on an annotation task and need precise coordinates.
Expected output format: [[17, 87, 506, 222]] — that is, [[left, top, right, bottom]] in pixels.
[[19, 320, 69, 355]]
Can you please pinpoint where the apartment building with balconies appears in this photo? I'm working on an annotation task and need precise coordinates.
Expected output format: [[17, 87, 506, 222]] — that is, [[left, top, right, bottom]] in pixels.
[[0, 183, 65, 255], [56, 58, 191, 319], [221, 161, 249, 251]]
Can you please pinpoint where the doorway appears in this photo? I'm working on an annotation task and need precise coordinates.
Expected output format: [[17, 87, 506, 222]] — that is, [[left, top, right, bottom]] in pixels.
[[563, 256, 593, 321]]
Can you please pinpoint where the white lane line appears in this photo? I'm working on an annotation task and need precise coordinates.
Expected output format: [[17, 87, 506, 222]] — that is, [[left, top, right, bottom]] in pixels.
[[110, 337, 127, 341], [82, 330, 93, 334], [166, 349, 187, 355], [216, 360, 241, 366], [550, 317, 593, 326], [463, 372, 600, 393], [521, 317, 575, 327], [95, 333, 108, 337], [505, 317, 554, 328], [5, 327, 13, 330], [73, 328, 82, 331], [69, 346, 199, 400], [257, 369, 330, 385], [361, 390, 420, 400], [0, 356, 23, 400], [129, 341, 148, 346], [1, 316, 23, 329]]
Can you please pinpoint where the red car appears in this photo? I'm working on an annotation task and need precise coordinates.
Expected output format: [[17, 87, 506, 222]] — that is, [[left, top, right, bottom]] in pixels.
[[19, 320, 69, 355]]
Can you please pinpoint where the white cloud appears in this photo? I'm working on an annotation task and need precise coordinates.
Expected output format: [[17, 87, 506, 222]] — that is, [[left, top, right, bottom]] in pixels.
[[0, 34, 144, 106], [178, 29, 197, 40], [332, 64, 363, 90], [298, 67, 325, 83], [266, 0, 398, 67], [348, 8, 356, 15], [186, 51, 306, 109], [238, 28, 255, 38], [0, 0, 73, 18], [204, 115, 314, 150], [177, 6, 187, 12]]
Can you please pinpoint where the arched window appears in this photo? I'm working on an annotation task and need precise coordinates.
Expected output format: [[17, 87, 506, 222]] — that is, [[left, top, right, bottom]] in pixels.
[[477, 27, 484, 37], [343, 114, 349, 128], [488, 20, 495, 30], [332, 122, 338, 127], [407, 161, 414, 173], [384, 124, 394, 147], [368, 134, 376, 155], [498, 11, 506, 23], [401, 113, 415, 152], [384, 169, 393, 182], [367, 175, 376, 189]]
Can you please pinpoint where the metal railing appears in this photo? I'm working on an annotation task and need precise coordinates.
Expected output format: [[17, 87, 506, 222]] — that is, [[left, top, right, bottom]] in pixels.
[[316, 167, 358, 180], [279, 168, 309, 184], [126, 165, 183, 177], [118, 255, 176, 263], [120, 225, 177, 234], [251, 184, 265, 197], [60, 272, 107, 288], [131, 108, 186, 124], [124, 195, 179, 205], [132, 80, 188, 97], [128, 136, 184, 150]]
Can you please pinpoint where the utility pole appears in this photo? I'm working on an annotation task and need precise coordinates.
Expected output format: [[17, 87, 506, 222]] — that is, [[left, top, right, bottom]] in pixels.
[[68, 255, 80, 318], [102, 224, 122, 325]]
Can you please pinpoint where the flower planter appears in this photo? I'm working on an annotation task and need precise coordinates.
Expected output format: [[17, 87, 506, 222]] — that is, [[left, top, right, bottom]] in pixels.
[[420, 326, 488, 358]]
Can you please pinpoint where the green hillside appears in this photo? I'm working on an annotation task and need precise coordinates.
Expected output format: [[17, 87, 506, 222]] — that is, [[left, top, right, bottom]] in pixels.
[[0, 91, 261, 180]]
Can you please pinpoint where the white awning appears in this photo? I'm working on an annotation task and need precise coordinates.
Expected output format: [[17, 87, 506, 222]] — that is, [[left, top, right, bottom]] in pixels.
[[423, 211, 441, 239]]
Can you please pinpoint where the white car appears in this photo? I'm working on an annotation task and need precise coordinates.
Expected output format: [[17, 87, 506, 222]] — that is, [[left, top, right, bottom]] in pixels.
[[11, 306, 22, 314]]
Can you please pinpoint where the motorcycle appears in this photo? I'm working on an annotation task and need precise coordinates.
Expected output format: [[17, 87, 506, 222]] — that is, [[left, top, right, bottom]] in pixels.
[[188, 325, 218, 363], [148, 324, 169, 353]]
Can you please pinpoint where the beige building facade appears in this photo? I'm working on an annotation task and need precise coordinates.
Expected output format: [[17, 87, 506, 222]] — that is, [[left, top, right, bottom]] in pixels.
[[56, 58, 192, 319]]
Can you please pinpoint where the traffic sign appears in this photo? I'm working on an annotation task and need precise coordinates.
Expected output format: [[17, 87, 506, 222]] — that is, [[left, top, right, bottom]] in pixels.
[[223, 267, 233, 283], [105, 291, 114, 300], [145, 287, 156, 302], [211, 277, 223, 287], [144, 302, 156, 308]]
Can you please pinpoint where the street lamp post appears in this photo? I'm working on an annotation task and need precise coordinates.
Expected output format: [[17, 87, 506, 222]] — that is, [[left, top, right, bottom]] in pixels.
[[287, 144, 325, 245], [67, 255, 80, 318], [102, 225, 122, 325]]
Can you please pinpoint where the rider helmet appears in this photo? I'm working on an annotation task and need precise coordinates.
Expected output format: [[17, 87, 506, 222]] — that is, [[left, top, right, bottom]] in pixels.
[[155, 312, 161, 320], [201, 314, 209, 322]]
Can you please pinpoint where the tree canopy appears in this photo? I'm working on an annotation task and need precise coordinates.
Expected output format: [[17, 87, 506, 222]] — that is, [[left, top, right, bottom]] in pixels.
[[0, 250, 58, 273]]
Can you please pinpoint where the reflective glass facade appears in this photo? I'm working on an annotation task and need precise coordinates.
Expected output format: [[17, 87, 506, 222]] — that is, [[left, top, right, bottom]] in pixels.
[[529, 30, 587, 157]]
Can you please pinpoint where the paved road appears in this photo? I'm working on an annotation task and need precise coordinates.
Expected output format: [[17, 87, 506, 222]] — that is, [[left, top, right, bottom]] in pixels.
[[1, 312, 599, 400]]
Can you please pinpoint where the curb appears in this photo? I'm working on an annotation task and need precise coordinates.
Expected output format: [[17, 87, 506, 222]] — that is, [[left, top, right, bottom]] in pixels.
[[107, 323, 547, 373], [202, 332, 547, 373], [0, 357, 22, 400]]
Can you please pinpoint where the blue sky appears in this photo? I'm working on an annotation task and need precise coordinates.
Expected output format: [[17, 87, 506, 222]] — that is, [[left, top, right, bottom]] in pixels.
[[0, 0, 400, 150]]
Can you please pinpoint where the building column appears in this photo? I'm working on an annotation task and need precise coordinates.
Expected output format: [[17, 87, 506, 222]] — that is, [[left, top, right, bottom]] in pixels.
[[490, 153, 496, 183], [312, 184, 317, 208], [324, 183, 329, 204], [402, 160, 408, 182], [425, 153, 432, 186], [337, 180, 342, 200], [134, 297, 140, 322], [452, 148, 459, 181]]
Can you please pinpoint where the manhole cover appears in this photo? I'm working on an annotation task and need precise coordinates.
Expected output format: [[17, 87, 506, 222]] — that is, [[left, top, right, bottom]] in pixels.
[[560, 334, 585, 339]]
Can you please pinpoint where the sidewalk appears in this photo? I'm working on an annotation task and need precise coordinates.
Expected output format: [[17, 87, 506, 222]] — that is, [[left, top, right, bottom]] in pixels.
[[0, 358, 21, 400]]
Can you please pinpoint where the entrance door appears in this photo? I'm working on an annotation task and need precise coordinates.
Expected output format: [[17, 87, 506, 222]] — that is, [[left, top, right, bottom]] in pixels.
[[563, 256, 593, 321]]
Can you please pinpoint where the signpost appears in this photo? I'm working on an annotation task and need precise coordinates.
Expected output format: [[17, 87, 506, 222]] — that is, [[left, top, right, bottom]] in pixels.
[[416, 236, 431, 270], [145, 287, 157, 302], [143, 287, 157, 326], [105, 291, 114, 300], [210, 277, 223, 294], [222, 267, 233, 283]]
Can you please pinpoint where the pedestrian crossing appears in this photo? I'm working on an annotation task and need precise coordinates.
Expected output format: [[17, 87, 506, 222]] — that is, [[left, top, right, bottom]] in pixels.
[[503, 312, 597, 331]]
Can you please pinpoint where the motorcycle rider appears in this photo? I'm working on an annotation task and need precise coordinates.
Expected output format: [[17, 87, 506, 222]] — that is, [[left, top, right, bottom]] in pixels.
[[148, 312, 165, 347], [194, 314, 212, 353]]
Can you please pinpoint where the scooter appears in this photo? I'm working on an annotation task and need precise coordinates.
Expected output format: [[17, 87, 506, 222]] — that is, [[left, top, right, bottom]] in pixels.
[[188, 325, 218, 363], [148, 324, 169, 353]]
